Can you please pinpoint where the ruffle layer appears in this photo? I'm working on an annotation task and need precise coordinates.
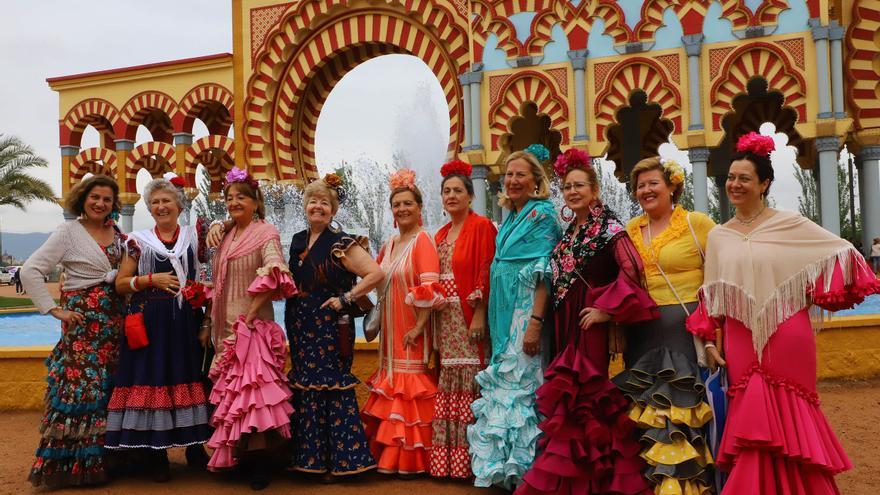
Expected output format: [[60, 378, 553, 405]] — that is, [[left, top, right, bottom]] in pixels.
[[39, 408, 107, 441], [361, 369, 437, 474], [613, 348, 714, 494], [247, 265, 298, 299], [811, 254, 880, 311], [207, 317, 294, 471], [405, 281, 446, 308], [107, 382, 208, 410], [107, 404, 210, 431], [468, 333, 543, 489], [685, 302, 718, 342], [515, 345, 650, 495], [29, 451, 106, 489], [590, 271, 659, 324], [717, 365, 852, 485]]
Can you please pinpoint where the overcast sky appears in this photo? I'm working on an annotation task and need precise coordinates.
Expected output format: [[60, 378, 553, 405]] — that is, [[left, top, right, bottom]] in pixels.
[[0, 1, 863, 234]]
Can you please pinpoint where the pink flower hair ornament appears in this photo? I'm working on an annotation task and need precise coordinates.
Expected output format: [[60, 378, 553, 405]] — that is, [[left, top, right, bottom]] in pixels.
[[224, 166, 259, 189], [389, 168, 418, 191], [736, 132, 776, 157], [553, 148, 593, 178]]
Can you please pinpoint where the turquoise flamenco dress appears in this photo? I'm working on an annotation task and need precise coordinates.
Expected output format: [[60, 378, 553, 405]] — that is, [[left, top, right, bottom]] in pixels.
[[467, 198, 561, 490]]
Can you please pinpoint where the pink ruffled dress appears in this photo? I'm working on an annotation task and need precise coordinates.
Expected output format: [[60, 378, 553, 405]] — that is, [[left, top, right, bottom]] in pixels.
[[688, 253, 879, 494], [206, 222, 298, 471]]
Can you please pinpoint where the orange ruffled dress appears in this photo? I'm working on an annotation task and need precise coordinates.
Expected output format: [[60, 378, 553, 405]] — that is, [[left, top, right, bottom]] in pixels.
[[361, 231, 444, 474]]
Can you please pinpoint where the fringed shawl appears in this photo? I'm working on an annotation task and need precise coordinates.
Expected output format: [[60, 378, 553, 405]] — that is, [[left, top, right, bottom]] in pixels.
[[701, 210, 861, 358]]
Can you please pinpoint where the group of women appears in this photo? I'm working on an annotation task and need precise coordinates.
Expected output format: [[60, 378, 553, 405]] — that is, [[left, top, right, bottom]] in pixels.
[[21, 130, 879, 494]]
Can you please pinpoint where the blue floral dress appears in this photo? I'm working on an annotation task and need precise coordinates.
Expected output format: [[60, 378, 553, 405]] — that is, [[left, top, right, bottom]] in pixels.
[[29, 232, 126, 488], [467, 199, 561, 490], [284, 228, 376, 476]]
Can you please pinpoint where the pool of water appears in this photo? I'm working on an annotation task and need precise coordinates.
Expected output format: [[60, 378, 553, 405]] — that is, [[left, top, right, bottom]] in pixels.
[[0, 301, 365, 347]]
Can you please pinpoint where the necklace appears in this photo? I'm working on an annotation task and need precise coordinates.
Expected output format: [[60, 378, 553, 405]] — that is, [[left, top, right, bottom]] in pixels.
[[155, 225, 180, 244], [734, 205, 766, 226]]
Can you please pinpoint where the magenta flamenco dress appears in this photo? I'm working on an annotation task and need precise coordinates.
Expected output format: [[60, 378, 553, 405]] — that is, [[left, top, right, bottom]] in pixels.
[[516, 204, 657, 495]]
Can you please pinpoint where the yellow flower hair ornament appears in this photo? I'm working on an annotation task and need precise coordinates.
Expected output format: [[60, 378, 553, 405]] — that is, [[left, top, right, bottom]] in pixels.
[[660, 158, 685, 186]]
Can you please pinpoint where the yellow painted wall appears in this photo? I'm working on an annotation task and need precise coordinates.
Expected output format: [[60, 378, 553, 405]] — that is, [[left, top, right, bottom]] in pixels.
[[2, 320, 879, 411]]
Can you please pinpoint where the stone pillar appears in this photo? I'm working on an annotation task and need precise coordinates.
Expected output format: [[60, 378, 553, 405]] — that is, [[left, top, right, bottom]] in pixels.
[[689, 147, 710, 212], [815, 137, 841, 235], [490, 181, 502, 223], [180, 198, 192, 226], [60, 145, 80, 197], [714, 175, 731, 222], [828, 21, 846, 118], [114, 139, 135, 194], [458, 75, 472, 149], [120, 204, 136, 233], [471, 165, 489, 216], [682, 34, 705, 129], [62, 210, 77, 221], [568, 50, 589, 140], [173, 132, 193, 179], [859, 146, 880, 253], [810, 20, 833, 118], [463, 67, 484, 150]]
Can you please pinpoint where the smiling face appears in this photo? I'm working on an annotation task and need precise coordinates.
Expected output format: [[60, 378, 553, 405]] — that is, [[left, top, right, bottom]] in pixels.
[[504, 158, 537, 209], [562, 168, 597, 214], [82, 185, 116, 222], [148, 189, 181, 229], [441, 176, 471, 216], [635, 169, 674, 215], [391, 189, 422, 231], [305, 192, 334, 230], [726, 159, 768, 208], [225, 184, 257, 222]]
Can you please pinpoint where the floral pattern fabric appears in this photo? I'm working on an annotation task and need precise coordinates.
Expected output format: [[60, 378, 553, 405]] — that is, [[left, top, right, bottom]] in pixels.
[[29, 238, 125, 488]]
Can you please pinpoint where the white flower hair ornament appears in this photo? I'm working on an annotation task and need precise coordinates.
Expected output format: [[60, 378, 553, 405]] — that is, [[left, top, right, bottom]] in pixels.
[[659, 158, 685, 186]]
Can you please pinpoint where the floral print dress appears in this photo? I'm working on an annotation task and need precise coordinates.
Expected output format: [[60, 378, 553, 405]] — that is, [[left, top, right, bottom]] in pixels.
[[29, 234, 126, 488]]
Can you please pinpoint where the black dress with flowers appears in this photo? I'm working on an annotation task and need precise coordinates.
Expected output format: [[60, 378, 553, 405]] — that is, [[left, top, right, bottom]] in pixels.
[[29, 234, 126, 488], [104, 226, 211, 451], [284, 228, 376, 476]]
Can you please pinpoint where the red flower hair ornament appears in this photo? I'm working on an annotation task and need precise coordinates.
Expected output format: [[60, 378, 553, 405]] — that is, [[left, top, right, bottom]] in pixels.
[[553, 148, 593, 178], [440, 160, 473, 178], [163, 172, 187, 188], [736, 132, 775, 157]]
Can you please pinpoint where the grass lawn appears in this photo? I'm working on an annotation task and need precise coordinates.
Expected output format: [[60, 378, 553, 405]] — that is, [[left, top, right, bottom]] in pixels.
[[0, 297, 41, 309]]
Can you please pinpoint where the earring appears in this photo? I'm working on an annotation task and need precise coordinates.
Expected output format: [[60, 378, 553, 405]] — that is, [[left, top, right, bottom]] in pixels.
[[560, 206, 574, 223], [442, 210, 447, 217], [418, 216, 424, 227], [393, 219, 398, 229]]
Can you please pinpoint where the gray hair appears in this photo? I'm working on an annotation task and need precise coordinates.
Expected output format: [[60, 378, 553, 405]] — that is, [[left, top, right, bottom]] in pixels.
[[143, 178, 186, 210]]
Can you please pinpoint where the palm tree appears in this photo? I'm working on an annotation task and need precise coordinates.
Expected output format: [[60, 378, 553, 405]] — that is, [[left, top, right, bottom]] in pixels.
[[0, 134, 56, 209]]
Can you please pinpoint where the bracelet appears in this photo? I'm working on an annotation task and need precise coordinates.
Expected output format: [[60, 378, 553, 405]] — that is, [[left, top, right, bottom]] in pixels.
[[704, 343, 717, 349], [148, 273, 154, 288], [209, 220, 226, 232], [129, 276, 139, 292], [530, 314, 544, 323], [341, 291, 353, 306]]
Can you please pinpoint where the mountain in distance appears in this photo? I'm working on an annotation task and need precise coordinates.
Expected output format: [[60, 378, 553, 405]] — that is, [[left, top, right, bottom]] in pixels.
[[1, 232, 51, 263]]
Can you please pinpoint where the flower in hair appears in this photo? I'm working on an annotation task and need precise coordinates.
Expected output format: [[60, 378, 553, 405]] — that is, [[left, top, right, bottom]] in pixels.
[[659, 158, 685, 185], [440, 160, 472, 178], [389, 168, 417, 191], [322, 173, 347, 203], [163, 172, 186, 188], [553, 148, 592, 178], [525, 144, 550, 163], [736, 132, 775, 157], [224, 166, 259, 189]]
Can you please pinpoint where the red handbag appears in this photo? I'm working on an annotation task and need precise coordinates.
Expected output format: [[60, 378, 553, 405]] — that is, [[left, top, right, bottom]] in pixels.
[[124, 313, 149, 350]]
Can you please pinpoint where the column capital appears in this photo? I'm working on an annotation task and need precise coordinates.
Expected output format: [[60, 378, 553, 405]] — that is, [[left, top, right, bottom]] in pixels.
[[60, 145, 80, 157], [458, 73, 471, 86], [471, 164, 489, 180], [62, 210, 77, 221], [461, 70, 483, 85], [173, 132, 194, 146], [810, 18, 830, 40], [860, 145, 880, 161], [120, 204, 136, 215], [688, 147, 711, 162], [114, 139, 135, 151], [681, 34, 704, 56], [828, 20, 845, 41], [815, 136, 841, 152], [567, 49, 588, 69]]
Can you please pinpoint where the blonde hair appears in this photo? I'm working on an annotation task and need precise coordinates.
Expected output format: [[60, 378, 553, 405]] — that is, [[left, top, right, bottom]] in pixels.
[[630, 156, 684, 204], [303, 180, 339, 214], [498, 151, 551, 210]]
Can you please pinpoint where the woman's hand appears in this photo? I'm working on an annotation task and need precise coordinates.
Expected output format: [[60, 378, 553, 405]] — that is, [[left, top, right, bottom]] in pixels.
[[151, 271, 180, 295], [198, 327, 210, 348], [705, 345, 726, 371], [50, 307, 84, 327], [522, 318, 542, 356], [244, 309, 258, 328], [578, 307, 611, 331], [206, 223, 225, 249], [469, 323, 486, 343], [321, 297, 345, 312], [402, 325, 424, 349]]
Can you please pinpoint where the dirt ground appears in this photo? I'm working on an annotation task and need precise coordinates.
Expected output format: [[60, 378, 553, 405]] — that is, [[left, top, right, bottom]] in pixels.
[[0, 380, 876, 495], [0, 282, 59, 301]]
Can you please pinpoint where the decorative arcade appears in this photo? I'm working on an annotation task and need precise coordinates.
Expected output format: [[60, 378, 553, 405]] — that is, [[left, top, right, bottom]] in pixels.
[[48, 0, 880, 251]]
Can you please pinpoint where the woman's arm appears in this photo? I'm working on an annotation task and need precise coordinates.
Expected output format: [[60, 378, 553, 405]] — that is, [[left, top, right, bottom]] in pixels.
[[402, 306, 431, 349], [115, 254, 139, 295], [21, 227, 67, 315], [522, 282, 548, 356], [322, 243, 384, 311]]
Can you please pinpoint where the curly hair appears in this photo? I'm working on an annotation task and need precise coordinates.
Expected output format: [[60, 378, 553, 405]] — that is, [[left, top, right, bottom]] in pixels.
[[143, 178, 187, 211], [630, 156, 684, 204], [303, 180, 340, 214], [64, 175, 120, 218]]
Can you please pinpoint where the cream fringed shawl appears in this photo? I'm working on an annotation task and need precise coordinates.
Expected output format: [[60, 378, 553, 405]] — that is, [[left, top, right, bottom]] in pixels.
[[701, 210, 859, 358]]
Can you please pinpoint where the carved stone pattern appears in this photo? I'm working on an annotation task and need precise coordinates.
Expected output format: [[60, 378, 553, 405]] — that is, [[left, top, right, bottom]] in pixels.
[[546, 68, 568, 96], [593, 62, 617, 92], [654, 54, 680, 83], [775, 38, 805, 69], [452, 0, 468, 16], [489, 74, 510, 106], [251, 3, 292, 59], [709, 47, 736, 81]]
